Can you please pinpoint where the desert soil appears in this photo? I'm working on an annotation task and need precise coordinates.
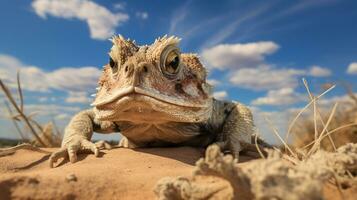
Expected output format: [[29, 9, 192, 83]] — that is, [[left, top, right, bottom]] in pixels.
[[0, 147, 355, 200]]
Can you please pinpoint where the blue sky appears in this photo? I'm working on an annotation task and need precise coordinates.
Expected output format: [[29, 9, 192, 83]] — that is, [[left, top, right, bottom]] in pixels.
[[0, 0, 356, 143]]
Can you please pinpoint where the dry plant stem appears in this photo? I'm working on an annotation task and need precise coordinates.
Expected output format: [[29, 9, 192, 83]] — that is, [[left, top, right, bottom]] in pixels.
[[286, 84, 336, 143], [313, 97, 318, 142], [29, 119, 55, 146], [319, 103, 338, 142], [0, 79, 46, 146], [310, 108, 337, 151], [16, 71, 24, 112], [302, 122, 357, 150], [282, 153, 299, 165], [29, 118, 44, 133], [52, 119, 62, 137], [302, 79, 337, 151], [302, 79, 319, 142], [308, 103, 338, 156], [264, 115, 297, 157], [254, 132, 266, 159], [12, 112, 40, 122], [346, 170, 354, 179], [320, 122, 357, 145], [0, 143, 50, 157], [4, 101, 26, 140]]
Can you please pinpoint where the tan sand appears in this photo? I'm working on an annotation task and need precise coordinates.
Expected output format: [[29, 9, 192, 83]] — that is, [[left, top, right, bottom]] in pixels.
[[0, 147, 355, 200]]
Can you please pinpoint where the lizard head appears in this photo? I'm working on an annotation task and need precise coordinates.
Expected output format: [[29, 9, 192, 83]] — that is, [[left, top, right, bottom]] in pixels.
[[92, 35, 213, 123]]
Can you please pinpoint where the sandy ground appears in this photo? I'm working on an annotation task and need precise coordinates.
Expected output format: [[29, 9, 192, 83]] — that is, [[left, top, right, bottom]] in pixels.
[[0, 147, 355, 200]]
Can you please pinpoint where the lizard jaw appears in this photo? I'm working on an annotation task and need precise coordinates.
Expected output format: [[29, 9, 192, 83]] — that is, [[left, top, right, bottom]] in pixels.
[[91, 86, 209, 108]]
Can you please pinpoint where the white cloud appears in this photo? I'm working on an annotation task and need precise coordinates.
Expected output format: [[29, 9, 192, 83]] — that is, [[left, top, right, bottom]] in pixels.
[[207, 79, 220, 86], [0, 55, 49, 91], [0, 54, 101, 93], [308, 65, 331, 77], [25, 104, 81, 131], [201, 41, 279, 70], [113, 2, 126, 10], [252, 87, 306, 106], [0, 102, 80, 139], [136, 11, 148, 20], [229, 65, 305, 91], [213, 91, 228, 100], [24, 104, 81, 120], [47, 67, 100, 91], [37, 96, 56, 102], [38, 97, 48, 102], [0, 96, 83, 139], [31, 0, 129, 40], [55, 113, 71, 120], [0, 96, 77, 120], [278, 1, 338, 19], [318, 93, 357, 109], [26, 104, 80, 113], [347, 62, 357, 74], [200, 3, 273, 49], [201, 41, 334, 92], [168, 0, 191, 34], [250, 106, 295, 144], [65, 91, 92, 103]]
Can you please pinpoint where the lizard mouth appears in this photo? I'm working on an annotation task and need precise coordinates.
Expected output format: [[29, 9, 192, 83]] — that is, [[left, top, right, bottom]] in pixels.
[[91, 86, 208, 108]]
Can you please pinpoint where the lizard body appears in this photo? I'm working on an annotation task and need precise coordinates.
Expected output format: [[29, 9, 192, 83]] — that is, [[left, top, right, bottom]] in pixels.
[[50, 35, 268, 167]]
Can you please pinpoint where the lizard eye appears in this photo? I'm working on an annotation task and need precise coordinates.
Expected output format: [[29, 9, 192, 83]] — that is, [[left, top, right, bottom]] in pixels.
[[165, 51, 180, 74], [109, 57, 118, 73], [160, 46, 181, 78]]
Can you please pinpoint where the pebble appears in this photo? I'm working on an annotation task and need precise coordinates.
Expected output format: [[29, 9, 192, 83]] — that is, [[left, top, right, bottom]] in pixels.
[[66, 173, 77, 182]]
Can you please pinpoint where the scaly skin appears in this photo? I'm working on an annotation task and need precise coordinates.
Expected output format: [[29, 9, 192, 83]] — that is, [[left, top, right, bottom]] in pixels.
[[49, 35, 269, 167]]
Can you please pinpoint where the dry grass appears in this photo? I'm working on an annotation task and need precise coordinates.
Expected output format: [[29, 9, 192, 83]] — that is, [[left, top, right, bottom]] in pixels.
[[254, 79, 357, 199], [261, 78, 357, 164], [0, 72, 61, 147], [291, 82, 357, 152]]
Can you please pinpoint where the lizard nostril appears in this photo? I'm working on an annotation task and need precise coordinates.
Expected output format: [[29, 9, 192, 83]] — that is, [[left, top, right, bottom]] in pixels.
[[143, 66, 148, 73], [125, 66, 129, 72]]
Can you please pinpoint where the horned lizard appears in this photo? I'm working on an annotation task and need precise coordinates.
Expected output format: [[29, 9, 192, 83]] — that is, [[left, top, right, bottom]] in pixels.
[[49, 35, 269, 167]]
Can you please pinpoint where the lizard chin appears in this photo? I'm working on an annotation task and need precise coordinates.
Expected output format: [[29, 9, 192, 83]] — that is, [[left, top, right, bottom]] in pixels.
[[92, 86, 212, 123]]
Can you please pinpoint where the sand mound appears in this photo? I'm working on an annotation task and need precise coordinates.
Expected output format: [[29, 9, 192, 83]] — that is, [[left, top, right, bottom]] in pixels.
[[0, 147, 203, 200], [0, 145, 356, 200], [155, 144, 357, 200]]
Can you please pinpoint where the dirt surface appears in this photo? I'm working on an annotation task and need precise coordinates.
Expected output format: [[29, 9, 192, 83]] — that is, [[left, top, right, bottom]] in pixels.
[[0, 147, 356, 200], [0, 147, 204, 200]]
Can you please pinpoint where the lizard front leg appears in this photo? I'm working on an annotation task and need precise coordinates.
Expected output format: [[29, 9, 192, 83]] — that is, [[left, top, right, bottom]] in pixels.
[[215, 102, 256, 159], [49, 109, 119, 167]]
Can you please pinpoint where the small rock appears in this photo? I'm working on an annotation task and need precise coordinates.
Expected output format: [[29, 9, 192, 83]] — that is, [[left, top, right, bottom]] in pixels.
[[66, 174, 77, 182]]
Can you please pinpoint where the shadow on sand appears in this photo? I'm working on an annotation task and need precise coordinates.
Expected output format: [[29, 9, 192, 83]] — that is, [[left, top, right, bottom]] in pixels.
[[132, 146, 257, 165]]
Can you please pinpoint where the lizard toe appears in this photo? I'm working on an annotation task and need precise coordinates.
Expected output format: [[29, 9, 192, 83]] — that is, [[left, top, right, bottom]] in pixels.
[[95, 140, 112, 150], [49, 148, 68, 168], [81, 140, 100, 157], [67, 145, 79, 163]]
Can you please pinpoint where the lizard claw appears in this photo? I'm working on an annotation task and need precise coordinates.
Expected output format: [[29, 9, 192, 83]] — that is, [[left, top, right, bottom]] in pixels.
[[95, 140, 112, 150], [49, 139, 100, 168], [49, 148, 68, 168], [67, 144, 79, 163], [80, 139, 100, 157]]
